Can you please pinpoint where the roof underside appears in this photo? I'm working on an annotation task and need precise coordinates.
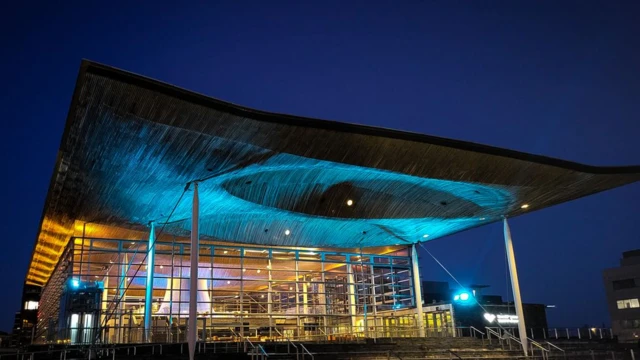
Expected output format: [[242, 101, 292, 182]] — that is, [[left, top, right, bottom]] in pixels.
[[25, 61, 640, 286]]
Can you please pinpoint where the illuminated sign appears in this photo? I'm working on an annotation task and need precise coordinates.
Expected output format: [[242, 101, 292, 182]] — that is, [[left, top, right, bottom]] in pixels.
[[484, 312, 518, 324]]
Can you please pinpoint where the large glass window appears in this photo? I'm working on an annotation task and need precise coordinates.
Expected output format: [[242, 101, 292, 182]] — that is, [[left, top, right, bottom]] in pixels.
[[616, 298, 640, 309], [24, 301, 39, 310], [36, 237, 417, 344]]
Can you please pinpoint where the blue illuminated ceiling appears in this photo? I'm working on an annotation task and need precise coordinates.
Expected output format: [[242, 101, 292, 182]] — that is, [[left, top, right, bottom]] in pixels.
[[25, 60, 640, 286]]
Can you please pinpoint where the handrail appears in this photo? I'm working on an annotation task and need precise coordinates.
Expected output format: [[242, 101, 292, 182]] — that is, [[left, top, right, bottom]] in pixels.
[[287, 339, 299, 360], [529, 338, 549, 353], [545, 341, 565, 353], [2, 344, 168, 360], [499, 330, 549, 359], [257, 344, 269, 358], [299, 343, 314, 360], [486, 327, 502, 340], [469, 326, 485, 336]]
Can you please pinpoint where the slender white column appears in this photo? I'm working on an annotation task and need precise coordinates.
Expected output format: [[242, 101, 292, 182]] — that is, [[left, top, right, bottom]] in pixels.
[[369, 262, 378, 339], [144, 221, 156, 342], [302, 282, 308, 315], [268, 258, 273, 339], [188, 183, 199, 360], [411, 244, 425, 337], [101, 275, 109, 342], [347, 262, 357, 332], [118, 253, 127, 343], [504, 218, 528, 356], [319, 256, 327, 338], [295, 257, 301, 337]]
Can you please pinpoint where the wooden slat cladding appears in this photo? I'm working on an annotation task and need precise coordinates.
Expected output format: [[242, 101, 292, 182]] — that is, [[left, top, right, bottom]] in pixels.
[[25, 61, 639, 286]]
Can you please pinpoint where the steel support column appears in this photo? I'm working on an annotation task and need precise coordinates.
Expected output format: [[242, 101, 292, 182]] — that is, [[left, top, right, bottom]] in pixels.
[[347, 262, 357, 333], [144, 221, 156, 342], [504, 218, 528, 356], [188, 183, 199, 360], [411, 244, 425, 337]]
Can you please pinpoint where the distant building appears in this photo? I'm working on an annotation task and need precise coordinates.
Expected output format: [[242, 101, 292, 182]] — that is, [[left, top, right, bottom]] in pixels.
[[421, 281, 548, 335], [11, 284, 41, 346], [603, 249, 640, 343]]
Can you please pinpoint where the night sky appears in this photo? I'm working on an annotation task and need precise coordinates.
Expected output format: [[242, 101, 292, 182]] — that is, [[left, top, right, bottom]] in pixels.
[[1, 1, 638, 332]]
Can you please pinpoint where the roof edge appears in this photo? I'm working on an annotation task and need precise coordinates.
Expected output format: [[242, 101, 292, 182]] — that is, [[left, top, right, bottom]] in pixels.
[[79, 59, 640, 176]]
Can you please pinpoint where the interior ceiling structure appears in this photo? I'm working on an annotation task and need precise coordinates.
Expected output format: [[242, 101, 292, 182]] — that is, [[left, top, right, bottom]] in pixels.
[[25, 60, 640, 286]]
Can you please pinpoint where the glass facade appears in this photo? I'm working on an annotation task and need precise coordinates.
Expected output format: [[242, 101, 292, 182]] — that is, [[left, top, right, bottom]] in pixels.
[[36, 237, 424, 344]]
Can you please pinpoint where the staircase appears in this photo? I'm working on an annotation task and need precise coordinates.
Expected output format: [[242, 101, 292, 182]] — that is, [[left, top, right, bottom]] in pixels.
[[15, 338, 637, 360], [258, 337, 521, 359]]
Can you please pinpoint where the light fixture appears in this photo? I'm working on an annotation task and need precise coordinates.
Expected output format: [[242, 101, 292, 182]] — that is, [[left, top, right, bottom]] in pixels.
[[160, 265, 164, 269], [261, 295, 265, 298], [109, 260, 114, 264], [346, 199, 353, 206], [227, 281, 231, 284], [284, 229, 291, 236], [71, 279, 79, 288], [257, 269, 261, 273], [454, 292, 472, 302], [480, 217, 486, 220], [422, 234, 429, 238], [223, 250, 228, 254], [521, 204, 529, 209], [243, 268, 246, 272], [289, 287, 293, 290]]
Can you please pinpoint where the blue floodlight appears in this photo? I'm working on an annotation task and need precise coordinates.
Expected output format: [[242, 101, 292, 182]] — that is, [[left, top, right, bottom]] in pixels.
[[71, 279, 80, 288], [453, 291, 472, 303]]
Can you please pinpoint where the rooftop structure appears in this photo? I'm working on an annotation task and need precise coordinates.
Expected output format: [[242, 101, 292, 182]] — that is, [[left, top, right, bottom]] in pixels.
[[21, 62, 639, 356], [26, 60, 640, 287]]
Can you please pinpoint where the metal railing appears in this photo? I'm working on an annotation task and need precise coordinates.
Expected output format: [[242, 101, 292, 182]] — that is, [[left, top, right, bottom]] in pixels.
[[487, 327, 558, 360], [0, 343, 164, 360], [544, 327, 613, 340], [486, 326, 614, 341], [299, 343, 314, 360], [545, 340, 566, 359]]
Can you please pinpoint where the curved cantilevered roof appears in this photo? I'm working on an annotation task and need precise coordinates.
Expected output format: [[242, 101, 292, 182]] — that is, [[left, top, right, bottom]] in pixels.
[[25, 60, 640, 286]]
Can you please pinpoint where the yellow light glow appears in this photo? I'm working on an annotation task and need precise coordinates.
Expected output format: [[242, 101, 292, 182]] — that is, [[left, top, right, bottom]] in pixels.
[[346, 199, 353, 206], [521, 204, 530, 209]]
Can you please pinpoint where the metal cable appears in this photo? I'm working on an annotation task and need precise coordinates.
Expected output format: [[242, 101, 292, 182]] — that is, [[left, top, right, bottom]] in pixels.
[[417, 241, 516, 336], [94, 183, 190, 344]]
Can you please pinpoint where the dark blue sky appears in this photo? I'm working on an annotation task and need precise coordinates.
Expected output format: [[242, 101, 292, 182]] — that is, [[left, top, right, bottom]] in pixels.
[[1, 1, 638, 331]]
